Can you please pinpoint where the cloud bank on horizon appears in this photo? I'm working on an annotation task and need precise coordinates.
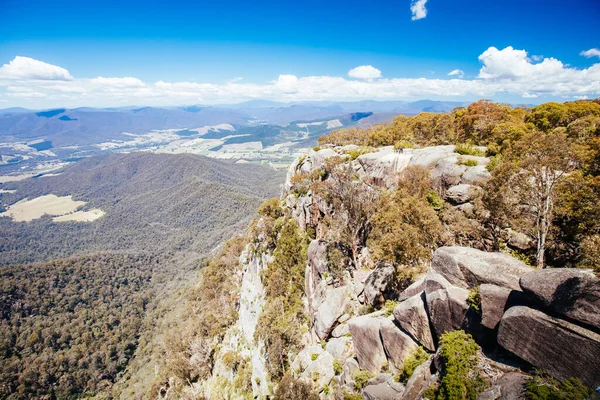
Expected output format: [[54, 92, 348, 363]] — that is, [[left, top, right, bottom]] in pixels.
[[0, 46, 599, 108]]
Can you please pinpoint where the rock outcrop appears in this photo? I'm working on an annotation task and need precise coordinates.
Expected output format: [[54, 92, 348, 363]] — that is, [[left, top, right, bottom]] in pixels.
[[363, 262, 399, 308], [497, 306, 600, 387], [520, 268, 600, 331], [379, 319, 419, 372], [348, 315, 387, 373], [393, 292, 436, 351], [426, 286, 470, 341], [431, 246, 533, 290]]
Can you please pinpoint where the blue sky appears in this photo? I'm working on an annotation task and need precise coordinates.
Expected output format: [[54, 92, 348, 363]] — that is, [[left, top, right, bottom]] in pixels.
[[0, 0, 599, 107]]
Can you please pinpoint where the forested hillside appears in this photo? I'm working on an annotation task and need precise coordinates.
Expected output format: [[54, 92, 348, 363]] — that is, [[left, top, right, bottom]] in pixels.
[[0, 153, 285, 264], [0, 153, 284, 399]]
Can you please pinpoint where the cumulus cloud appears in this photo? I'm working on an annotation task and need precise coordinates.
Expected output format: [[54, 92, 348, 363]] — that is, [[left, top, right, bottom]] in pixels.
[[0, 56, 74, 81], [581, 48, 600, 59], [348, 65, 382, 80], [447, 69, 464, 78], [411, 0, 428, 20], [1, 48, 599, 108]]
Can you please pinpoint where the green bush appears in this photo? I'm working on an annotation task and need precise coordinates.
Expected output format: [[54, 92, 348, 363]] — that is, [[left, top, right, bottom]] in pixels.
[[353, 369, 374, 390], [383, 300, 398, 316], [343, 392, 363, 400], [524, 374, 593, 400], [333, 359, 343, 374], [455, 143, 485, 156], [311, 353, 319, 361], [426, 190, 444, 210], [394, 140, 415, 150], [467, 286, 481, 312], [436, 330, 487, 400], [396, 346, 429, 383], [457, 157, 479, 167], [273, 373, 319, 400]]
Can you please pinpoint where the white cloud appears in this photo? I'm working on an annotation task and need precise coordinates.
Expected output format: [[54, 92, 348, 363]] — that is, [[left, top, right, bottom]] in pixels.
[[581, 48, 600, 59], [1, 48, 599, 108], [411, 0, 428, 20], [0, 56, 73, 81], [348, 65, 382, 79], [575, 95, 589, 100], [447, 69, 464, 78]]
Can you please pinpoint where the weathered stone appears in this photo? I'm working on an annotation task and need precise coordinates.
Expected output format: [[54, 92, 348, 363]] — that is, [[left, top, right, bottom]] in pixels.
[[497, 306, 600, 387], [353, 268, 373, 297], [431, 246, 532, 290], [431, 158, 466, 187], [363, 262, 400, 308], [326, 336, 352, 360], [308, 239, 329, 276], [506, 229, 533, 251], [477, 372, 527, 400], [315, 285, 350, 340], [446, 184, 480, 205], [399, 274, 426, 301], [461, 165, 491, 185], [331, 323, 350, 338], [342, 358, 360, 387], [520, 268, 600, 331], [480, 284, 511, 330], [291, 344, 324, 372], [424, 271, 454, 294], [348, 315, 387, 374], [362, 380, 405, 400], [456, 202, 475, 217], [379, 318, 419, 372], [400, 356, 435, 400], [393, 292, 435, 351], [356, 147, 411, 188], [426, 286, 470, 341], [304, 351, 335, 388]]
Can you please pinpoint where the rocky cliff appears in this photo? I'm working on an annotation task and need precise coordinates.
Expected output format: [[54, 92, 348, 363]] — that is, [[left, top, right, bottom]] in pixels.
[[174, 144, 600, 400]]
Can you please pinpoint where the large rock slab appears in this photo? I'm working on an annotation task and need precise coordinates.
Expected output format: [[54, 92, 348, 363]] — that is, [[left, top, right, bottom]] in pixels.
[[497, 306, 600, 387], [399, 274, 426, 301], [431, 246, 532, 290], [393, 292, 435, 351], [348, 315, 387, 374], [362, 380, 405, 400], [520, 268, 600, 331], [400, 356, 435, 400], [426, 286, 470, 341], [480, 284, 529, 330], [363, 262, 399, 308], [379, 318, 419, 372], [325, 336, 352, 360], [424, 271, 454, 294], [314, 285, 350, 340], [478, 372, 527, 400]]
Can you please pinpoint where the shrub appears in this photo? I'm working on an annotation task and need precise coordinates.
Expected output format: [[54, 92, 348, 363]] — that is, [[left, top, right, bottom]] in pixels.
[[273, 374, 319, 400], [258, 197, 283, 219], [524, 374, 593, 400], [353, 369, 374, 390], [455, 143, 485, 157], [333, 359, 343, 374], [426, 190, 444, 210], [343, 392, 363, 400], [396, 346, 429, 383], [222, 351, 241, 369], [311, 353, 319, 361], [457, 157, 479, 167], [436, 330, 486, 400], [467, 286, 481, 312], [394, 140, 415, 150], [383, 300, 398, 317]]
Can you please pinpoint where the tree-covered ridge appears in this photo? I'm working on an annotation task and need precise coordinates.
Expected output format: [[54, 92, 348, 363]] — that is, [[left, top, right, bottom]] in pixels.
[[0, 254, 165, 399], [318, 99, 600, 271]]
